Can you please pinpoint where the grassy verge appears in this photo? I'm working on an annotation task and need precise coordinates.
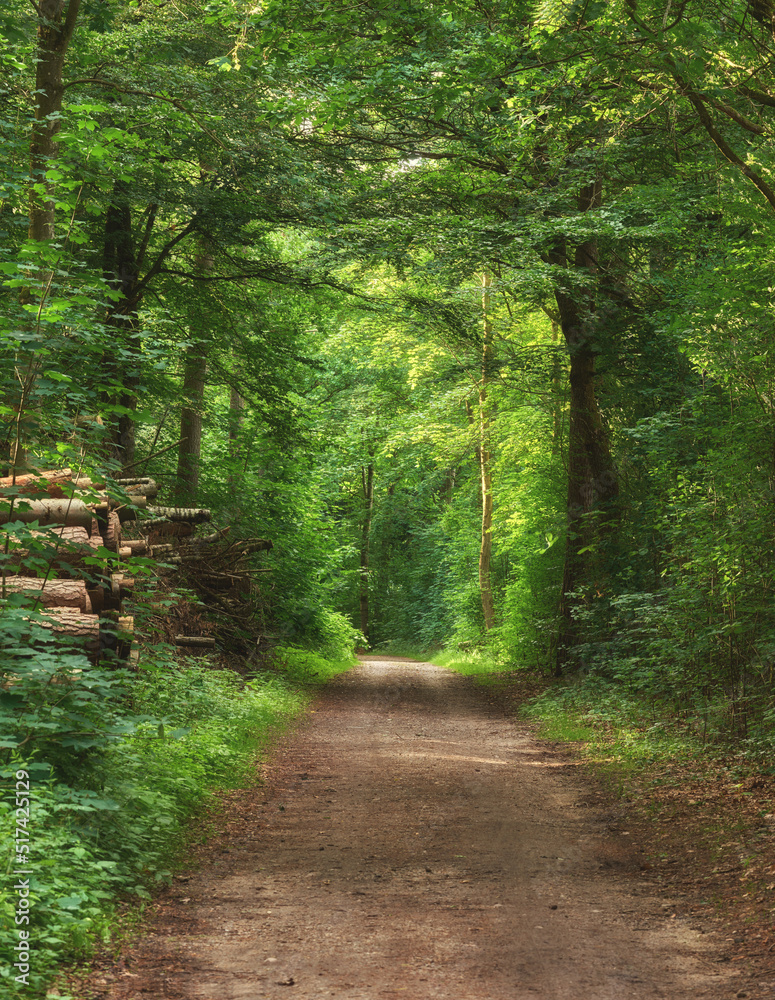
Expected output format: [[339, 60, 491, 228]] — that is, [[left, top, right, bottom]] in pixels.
[[1, 645, 353, 1000], [438, 650, 775, 960]]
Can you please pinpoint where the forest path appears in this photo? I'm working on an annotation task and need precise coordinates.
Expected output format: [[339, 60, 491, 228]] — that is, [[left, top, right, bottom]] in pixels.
[[96, 657, 734, 1000]]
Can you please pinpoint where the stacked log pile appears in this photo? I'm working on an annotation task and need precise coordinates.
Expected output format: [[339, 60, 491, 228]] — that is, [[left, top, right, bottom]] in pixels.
[[0, 470, 160, 664], [1, 468, 273, 665], [139, 525, 274, 658]]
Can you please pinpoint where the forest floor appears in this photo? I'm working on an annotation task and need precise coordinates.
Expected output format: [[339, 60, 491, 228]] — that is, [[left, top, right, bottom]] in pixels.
[[68, 656, 773, 1000]]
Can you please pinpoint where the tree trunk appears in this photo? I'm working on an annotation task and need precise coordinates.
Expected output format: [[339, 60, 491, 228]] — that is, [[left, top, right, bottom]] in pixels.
[[103, 187, 141, 471], [359, 457, 375, 644], [550, 321, 565, 455], [10, 1, 82, 475], [551, 179, 619, 673], [174, 340, 207, 505], [174, 230, 213, 506], [229, 385, 246, 458], [28, 0, 82, 246], [478, 271, 496, 632]]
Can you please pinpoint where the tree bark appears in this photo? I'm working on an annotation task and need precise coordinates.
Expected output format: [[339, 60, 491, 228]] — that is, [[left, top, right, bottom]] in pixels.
[[359, 456, 375, 644], [174, 340, 208, 505], [174, 223, 214, 505], [478, 271, 496, 632], [0, 497, 93, 528], [28, 0, 82, 245], [32, 610, 100, 655], [2, 577, 92, 612], [146, 505, 212, 523], [103, 186, 141, 471], [551, 179, 619, 673], [229, 384, 246, 458], [10, 1, 82, 474]]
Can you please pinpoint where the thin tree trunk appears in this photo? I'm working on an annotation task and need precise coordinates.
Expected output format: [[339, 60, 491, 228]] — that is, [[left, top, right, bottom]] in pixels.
[[478, 271, 496, 632], [359, 457, 375, 644], [550, 320, 565, 455], [551, 179, 619, 673], [229, 385, 246, 459], [174, 233, 213, 505], [174, 342, 207, 505]]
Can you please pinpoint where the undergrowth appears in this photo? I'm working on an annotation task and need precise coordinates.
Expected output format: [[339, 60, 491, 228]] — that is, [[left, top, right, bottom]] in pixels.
[[0, 642, 353, 999], [430, 648, 500, 679]]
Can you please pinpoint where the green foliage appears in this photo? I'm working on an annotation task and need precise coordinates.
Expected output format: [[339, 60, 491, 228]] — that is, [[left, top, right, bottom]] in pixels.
[[431, 648, 500, 678], [272, 644, 356, 685], [7, 4, 775, 992], [0, 642, 351, 998], [521, 675, 710, 768]]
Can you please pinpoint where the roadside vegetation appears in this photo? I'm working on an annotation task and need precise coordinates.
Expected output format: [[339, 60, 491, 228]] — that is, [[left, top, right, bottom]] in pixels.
[[0, 641, 354, 998]]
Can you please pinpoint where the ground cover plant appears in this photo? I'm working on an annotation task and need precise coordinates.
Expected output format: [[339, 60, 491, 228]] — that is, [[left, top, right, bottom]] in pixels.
[[0, 643, 354, 999]]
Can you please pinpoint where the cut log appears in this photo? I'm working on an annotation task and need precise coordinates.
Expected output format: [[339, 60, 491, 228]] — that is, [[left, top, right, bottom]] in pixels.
[[99, 571, 135, 613], [0, 468, 74, 488], [116, 496, 147, 522], [122, 538, 149, 555], [32, 610, 101, 655], [2, 526, 103, 572], [200, 528, 231, 543], [0, 498, 93, 529], [112, 573, 134, 597], [113, 479, 159, 499], [174, 635, 216, 648], [240, 539, 273, 554], [1, 577, 92, 612], [147, 505, 211, 523], [43, 479, 106, 499], [102, 510, 122, 551], [98, 612, 134, 660], [149, 543, 175, 555], [143, 519, 194, 537]]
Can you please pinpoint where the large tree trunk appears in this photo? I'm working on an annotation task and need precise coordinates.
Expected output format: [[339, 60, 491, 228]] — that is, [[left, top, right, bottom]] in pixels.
[[359, 457, 375, 644], [28, 0, 82, 245], [478, 271, 496, 632], [103, 188, 141, 471], [551, 179, 619, 673], [10, 1, 82, 475]]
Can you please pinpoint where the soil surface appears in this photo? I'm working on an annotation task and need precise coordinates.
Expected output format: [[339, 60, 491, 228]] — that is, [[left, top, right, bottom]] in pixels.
[[84, 657, 744, 1000]]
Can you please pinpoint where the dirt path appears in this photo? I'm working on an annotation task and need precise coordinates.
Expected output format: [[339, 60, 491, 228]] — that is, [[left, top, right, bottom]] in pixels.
[[92, 657, 738, 1000]]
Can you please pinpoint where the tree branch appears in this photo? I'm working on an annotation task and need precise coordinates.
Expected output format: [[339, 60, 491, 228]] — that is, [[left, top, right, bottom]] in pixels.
[[128, 219, 199, 304], [61, 0, 82, 48], [685, 90, 775, 212], [62, 78, 227, 148], [712, 99, 767, 135]]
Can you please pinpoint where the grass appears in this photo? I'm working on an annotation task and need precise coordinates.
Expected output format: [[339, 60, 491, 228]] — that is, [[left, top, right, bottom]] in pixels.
[[2, 645, 355, 1000], [429, 648, 501, 678]]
